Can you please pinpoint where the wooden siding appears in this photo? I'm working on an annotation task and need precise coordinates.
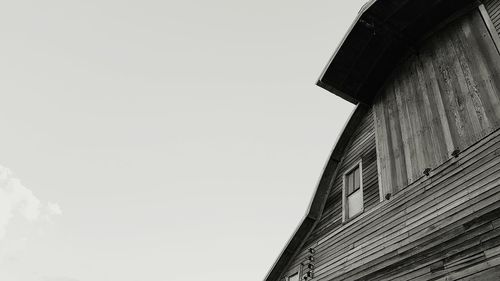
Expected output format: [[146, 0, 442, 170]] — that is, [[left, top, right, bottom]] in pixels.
[[281, 107, 380, 279], [374, 9, 500, 198], [484, 0, 500, 35], [286, 127, 500, 280], [312, 107, 379, 243]]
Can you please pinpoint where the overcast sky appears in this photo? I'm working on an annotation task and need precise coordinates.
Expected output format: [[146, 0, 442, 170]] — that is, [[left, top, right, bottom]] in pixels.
[[0, 1, 365, 280]]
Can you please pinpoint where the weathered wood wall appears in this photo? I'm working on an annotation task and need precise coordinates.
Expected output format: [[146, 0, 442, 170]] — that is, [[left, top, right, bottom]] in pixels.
[[277, 7, 500, 281], [280, 107, 380, 279], [374, 9, 500, 198], [308, 128, 500, 281], [484, 0, 500, 35], [315, 107, 379, 240]]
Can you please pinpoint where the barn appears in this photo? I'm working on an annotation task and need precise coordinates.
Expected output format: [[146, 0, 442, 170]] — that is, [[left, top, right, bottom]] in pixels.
[[265, 0, 500, 280]]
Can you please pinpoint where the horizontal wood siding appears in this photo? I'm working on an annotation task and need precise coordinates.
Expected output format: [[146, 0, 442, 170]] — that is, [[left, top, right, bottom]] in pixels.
[[310, 128, 500, 281], [276, 8, 500, 281], [374, 9, 500, 198], [315, 106, 379, 242], [281, 107, 380, 278], [484, 0, 500, 35]]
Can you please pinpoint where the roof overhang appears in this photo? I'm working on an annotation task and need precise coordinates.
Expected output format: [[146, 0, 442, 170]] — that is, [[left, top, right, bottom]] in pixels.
[[317, 0, 480, 104], [264, 1, 483, 280]]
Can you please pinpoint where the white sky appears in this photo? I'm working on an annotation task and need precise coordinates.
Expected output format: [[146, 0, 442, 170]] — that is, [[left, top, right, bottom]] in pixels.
[[0, 1, 366, 280]]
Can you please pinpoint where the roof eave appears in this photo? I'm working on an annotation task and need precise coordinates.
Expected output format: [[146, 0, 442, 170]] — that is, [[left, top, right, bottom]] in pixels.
[[316, 80, 357, 105], [317, 0, 479, 104]]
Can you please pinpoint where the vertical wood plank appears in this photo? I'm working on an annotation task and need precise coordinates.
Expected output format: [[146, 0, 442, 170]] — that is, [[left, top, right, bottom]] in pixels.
[[443, 22, 482, 146], [454, 12, 497, 136], [373, 102, 386, 202], [449, 17, 490, 140], [422, 49, 455, 156], [374, 94, 393, 197], [405, 58, 427, 176], [469, 9, 500, 125], [401, 62, 422, 181], [419, 54, 453, 163], [430, 32, 467, 150], [393, 74, 415, 183], [414, 55, 444, 168], [387, 82, 408, 190]]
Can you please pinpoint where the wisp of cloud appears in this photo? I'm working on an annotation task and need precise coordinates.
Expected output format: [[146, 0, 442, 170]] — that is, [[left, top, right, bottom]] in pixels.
[[0, 165, 62, 240]]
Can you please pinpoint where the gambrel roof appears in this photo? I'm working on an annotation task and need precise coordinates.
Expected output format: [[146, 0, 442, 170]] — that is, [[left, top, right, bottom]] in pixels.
[[264, 0, 480, 280]]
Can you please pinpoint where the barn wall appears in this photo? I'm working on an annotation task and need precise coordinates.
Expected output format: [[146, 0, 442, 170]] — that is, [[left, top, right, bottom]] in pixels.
[[309, 127, 500, 281], [314, 106, 380, 241], [280, 107, 380, 279], [276, 7, 500, 281], [374, 9, 500, 198], [278, 126, 500, 280]]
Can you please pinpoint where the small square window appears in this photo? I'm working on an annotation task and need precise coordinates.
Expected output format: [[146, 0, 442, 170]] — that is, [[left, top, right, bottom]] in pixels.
[[343, 162, 363, 221]]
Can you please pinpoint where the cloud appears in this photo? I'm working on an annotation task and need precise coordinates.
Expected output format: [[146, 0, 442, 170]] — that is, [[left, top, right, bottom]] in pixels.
[[0, 165, 62, 240], [47, 202, 62, 216]]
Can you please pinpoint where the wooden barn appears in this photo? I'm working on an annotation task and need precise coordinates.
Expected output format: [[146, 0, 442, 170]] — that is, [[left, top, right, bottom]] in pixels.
[[265, 0, 500, 280]]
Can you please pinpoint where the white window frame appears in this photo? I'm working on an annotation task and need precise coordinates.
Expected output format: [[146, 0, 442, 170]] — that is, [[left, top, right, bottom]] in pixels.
[[342, 160, 364, 222]]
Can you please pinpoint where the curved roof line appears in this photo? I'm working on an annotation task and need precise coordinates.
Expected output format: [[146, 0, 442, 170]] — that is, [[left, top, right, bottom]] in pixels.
[[264, 0, 480, 280], [263, 103, 369, 281]]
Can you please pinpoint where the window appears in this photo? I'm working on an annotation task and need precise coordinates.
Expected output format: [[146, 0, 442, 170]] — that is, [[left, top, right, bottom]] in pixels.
[[287, 273, 299, 281], [343, 162, 363, 221]]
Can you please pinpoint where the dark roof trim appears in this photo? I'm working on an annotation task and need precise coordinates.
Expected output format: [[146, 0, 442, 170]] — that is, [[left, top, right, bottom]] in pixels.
[[316, 79, 358, 105], [316, 0, 377, 105], [317, 0, 479, 104], [263, 103, 369, 281]]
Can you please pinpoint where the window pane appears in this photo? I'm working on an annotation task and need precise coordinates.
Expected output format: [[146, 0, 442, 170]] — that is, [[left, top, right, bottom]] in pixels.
[[345, 173, 351, 195], [348, 189, 363, 218], [288, 273, 299, 281], [354, 167, 360, 191]]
